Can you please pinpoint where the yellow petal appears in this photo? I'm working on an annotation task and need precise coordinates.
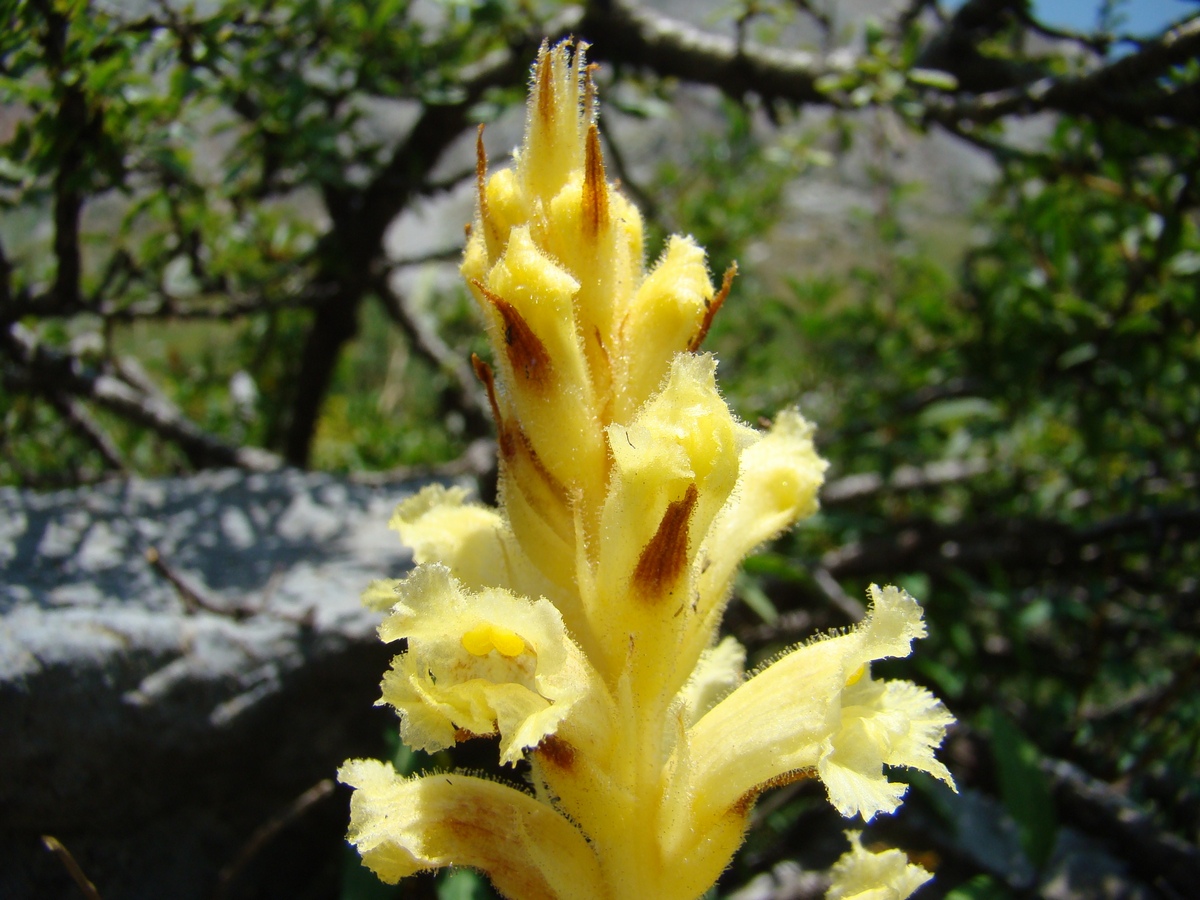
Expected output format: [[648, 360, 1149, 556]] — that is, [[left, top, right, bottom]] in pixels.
[[818, 675, 956, 820], [688, 630, 845, 819], [378, 565, 595, 764], [389, 483, 552, 600], [601, 354, 755, 602], [362, 578, 401, 612], [543, 149, 644, 356], [688, 585, 953, 822], [479, 227, 605, 493], [615, 236, 716, 419], [591, 353, 756, 686], [679, 635, 746, 727], [518, 39, 590, 208], [338, 759, 607, 900], [694, 409, 826, 637], [826, 832, 932, 900]]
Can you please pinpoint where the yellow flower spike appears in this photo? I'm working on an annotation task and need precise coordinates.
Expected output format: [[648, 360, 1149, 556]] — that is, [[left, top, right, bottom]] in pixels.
[[339, 759, 608, 900], [345, 38, 953, 900], [827, 832, 933, 900]]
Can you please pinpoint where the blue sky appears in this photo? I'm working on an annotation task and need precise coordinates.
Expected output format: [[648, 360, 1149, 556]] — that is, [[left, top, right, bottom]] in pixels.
[[951, 0, 1196, 35]]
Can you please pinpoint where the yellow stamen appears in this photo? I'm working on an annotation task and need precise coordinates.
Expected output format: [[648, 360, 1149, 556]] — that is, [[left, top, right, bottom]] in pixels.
[[463, 623, 527, 658]]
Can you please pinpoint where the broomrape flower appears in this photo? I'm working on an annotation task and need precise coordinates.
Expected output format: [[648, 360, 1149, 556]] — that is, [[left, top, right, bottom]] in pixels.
[[340, 39, 954, 900]]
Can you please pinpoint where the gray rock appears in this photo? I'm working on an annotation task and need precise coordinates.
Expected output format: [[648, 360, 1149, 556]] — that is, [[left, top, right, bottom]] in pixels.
[[0, 468, 446, 899]]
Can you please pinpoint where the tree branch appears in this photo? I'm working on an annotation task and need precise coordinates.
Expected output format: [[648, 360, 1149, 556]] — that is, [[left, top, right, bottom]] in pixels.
[[7, 286, 337, 324], [373, 276, 490, 439], [1041, 756, 1200, 898], [577, 0, 1198, 129], [5, 323, 282, 471], [821, 506, 1200, 580], [822, 458, 989, 505], [45, 391, 128, 473], [927, 16, 1200, 127], [579, 0, 827, 106]]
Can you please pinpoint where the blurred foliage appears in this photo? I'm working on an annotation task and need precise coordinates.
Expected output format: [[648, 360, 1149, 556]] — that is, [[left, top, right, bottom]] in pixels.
[[3, 0, 1199, 898]]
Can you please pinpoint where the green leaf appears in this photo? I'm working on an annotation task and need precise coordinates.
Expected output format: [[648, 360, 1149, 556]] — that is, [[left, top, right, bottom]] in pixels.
[[736, 572, 779, 625], [907, 68, 959, 91], [340, 844, 404, 899], [984, 708, 1058, 871], [439, 868, 494, 900], [945, 874, 1013, 900], [917, 397, 1001, 427]]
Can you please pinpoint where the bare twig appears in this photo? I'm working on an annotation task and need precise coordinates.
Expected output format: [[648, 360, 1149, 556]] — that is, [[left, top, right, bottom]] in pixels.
[[595, 118, 665, 229], [8, 285, 337, 324], [1016, 4, 1111, 55], [734, 607, 817, 646], [820, 506, 1200, 580], [580, 0, 829, 106], [896, 0, 940, 34], [42, 0, 87, 313], [374, 277, 491, 437], [212, 779, 336, 900], [727, 859, 828, 900], [792, 0, 833, 32], [811, 566, 865, 621], [0, 235, 13, 307], [45, 392, 128, 473], [387, 247, 464, 269], [1041, 757, 1200, 897], [578, 0, 1198, 127], [145, 546, 254, 620], [41, 835, 102, 900], [822, 458, 989, 505]]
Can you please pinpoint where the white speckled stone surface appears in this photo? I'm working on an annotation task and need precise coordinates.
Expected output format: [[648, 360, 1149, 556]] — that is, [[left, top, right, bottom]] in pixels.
[[0, 469, 448, 899]]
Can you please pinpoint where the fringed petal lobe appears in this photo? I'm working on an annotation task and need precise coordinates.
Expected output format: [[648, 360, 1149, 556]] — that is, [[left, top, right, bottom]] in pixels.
[[339, 759, 608, 900], [826, 832, 932, 900]]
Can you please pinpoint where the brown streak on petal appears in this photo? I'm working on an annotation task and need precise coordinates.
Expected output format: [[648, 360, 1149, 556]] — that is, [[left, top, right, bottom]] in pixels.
[[535, 734, 576, 771], [472, 280, 554, 391], [475, 124, 489, 220], [731, 768, 814, 817], [632, 483, 699, 603], [441, 819, 556, 900], [583, 123, 609, 238], [513, 422, 570, 508], [591, 324, 614, 424], [472, 353, 514, 459], [536, 44, 554, 128], [688, 262, 737, 353], [454, 728, 497, 743]]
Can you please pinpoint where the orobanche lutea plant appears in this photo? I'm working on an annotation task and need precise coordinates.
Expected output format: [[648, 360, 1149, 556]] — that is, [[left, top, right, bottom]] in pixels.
[[340, 40, 954, 900]]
